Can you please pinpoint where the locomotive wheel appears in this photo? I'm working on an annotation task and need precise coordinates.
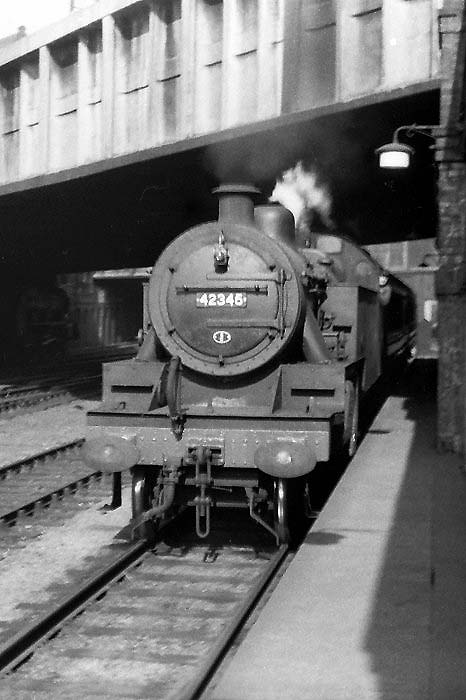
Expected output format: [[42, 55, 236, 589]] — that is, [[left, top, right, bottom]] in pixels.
[[131, 467, 157, 544], [273, 477, 309, 545], [273, 478, 290, 544], [344, 379, 360, 458]]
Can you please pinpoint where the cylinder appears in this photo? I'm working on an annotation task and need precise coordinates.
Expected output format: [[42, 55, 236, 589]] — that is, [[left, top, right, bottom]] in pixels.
[[213, 184, 260, 226], [254, 204, 296, 247]]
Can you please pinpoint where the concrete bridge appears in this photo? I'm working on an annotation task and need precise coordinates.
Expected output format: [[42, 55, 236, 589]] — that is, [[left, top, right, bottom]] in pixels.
[[0, 0, 439, 189]]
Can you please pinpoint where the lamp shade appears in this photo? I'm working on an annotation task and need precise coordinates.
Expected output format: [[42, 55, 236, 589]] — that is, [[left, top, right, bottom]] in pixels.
[[375, 142, 414, 169]]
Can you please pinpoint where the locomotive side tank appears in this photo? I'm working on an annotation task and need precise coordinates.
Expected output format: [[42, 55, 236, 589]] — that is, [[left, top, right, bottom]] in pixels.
[[84, 184, 415, 544]]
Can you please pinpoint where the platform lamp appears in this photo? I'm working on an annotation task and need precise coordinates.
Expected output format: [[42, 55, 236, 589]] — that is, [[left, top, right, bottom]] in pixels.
[[375, 124, 439, 169]]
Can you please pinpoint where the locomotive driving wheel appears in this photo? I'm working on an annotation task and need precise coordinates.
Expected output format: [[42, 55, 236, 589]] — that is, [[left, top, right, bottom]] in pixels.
[[131, 467, 158, 544], [273, 477, 311, 544], [344, 379, 360, 458], [273, 478, 290, 544]]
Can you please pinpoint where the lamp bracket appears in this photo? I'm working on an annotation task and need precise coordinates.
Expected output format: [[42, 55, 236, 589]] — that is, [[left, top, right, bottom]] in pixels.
[[393, 123, 462, 143]]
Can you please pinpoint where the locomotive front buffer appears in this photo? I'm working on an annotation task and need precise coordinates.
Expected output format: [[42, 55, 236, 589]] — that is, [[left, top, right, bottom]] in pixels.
[[85, 358, 360, 544]]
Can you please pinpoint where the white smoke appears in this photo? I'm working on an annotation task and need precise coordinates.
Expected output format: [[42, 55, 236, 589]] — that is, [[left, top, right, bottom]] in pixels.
[[270, 161, 332, 229]]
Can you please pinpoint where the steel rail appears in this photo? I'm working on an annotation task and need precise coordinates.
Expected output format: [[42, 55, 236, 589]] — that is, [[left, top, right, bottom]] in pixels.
[[0, 439, 109, 527], [175, 543, 290, 700], [0, 387, 72, 413], [0, 375, 91, 395], [0, 347, 136, 389], [0, 440, 84, 480], [0, 374, 99, 397], [0, 375, 101, 414], [0, 470, 104, 526], [0, 540, 149, 676]]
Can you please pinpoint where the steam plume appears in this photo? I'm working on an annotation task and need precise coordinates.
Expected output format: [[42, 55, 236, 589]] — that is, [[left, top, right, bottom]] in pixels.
[[270, 162, 332, 229]]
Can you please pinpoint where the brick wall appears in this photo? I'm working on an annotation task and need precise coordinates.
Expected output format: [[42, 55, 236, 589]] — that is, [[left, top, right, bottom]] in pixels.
[[436, 0, 466, 453]]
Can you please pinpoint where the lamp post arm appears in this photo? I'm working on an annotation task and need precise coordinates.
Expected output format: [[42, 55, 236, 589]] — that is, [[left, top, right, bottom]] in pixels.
[[393, 124, 437, 143]]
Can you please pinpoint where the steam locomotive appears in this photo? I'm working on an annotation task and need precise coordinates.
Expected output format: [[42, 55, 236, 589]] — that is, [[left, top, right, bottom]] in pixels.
[[84, 184, 415, 544], [0, 279, 73, 365]]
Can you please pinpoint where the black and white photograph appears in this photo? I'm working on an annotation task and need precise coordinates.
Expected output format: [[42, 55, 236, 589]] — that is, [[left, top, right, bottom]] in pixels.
[[0, 1, 463, 697]]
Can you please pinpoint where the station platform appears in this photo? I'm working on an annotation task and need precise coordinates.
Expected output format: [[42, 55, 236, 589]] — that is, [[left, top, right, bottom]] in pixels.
[[210, 373, 466, 699]]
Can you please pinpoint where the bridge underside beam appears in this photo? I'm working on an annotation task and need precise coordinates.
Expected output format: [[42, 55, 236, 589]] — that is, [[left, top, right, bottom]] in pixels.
[[0, 84, 440, 276]]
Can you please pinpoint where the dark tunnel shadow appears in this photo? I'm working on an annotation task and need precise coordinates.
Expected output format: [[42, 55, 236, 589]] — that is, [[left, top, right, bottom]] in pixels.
[[362, 359, 466, 699]]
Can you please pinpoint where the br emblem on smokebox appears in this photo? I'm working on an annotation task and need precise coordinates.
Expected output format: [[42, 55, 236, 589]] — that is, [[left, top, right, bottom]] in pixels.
[[212, 330, 231, 344]]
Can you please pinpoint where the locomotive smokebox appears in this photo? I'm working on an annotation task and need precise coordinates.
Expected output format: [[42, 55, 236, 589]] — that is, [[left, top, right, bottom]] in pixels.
[[213, 183, 260, 225], [254, 204, 296, 247]]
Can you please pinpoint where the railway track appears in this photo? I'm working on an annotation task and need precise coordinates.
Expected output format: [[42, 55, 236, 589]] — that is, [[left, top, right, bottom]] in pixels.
[[0, 438, 123, 567], [0, 344, 136, 388], [0, 346, 137, 417], [0, 534, 289, 699], [0, 439, 104, 527], [0, 375, 101, 416]]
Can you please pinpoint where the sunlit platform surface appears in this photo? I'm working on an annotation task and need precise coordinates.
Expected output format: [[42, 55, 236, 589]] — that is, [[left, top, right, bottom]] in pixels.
[[210, 369, 466, 699]]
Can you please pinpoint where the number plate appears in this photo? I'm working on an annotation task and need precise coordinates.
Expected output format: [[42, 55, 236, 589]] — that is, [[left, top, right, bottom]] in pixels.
[[196, 292, 247, 308]]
